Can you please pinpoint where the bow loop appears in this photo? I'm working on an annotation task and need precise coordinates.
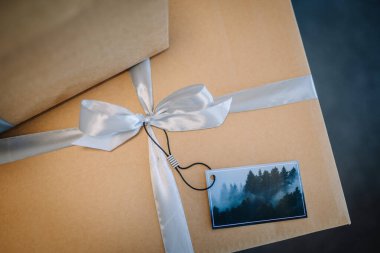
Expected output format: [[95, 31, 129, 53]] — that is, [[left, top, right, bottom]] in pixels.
[[151, 97, 232, 131], [78, 100, 142, 136], [73, 100, 143, 151], [155, 85, 213, 114]]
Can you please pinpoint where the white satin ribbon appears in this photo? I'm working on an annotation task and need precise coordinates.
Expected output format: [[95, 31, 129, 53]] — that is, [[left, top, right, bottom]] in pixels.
[[0, 59, 317, 253]]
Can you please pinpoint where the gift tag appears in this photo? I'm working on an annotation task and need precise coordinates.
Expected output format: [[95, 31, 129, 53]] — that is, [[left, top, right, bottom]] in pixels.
[[205, 161, 307, 229]]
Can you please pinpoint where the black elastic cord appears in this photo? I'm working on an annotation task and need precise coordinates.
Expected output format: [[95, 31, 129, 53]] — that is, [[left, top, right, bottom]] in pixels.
[[142, 122, 215, 191]]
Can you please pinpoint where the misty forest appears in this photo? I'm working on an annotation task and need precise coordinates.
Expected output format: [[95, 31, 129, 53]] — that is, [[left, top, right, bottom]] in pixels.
[[212, 166, 306, 227]]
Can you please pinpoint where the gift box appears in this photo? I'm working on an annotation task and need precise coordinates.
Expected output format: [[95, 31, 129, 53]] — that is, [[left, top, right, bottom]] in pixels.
[[0, 0, 350, 252], [0, 0, 168, 129]]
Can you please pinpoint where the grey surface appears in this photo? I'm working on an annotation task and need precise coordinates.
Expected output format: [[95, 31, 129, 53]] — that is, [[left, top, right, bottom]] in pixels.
[[240, 1, 380, 252]]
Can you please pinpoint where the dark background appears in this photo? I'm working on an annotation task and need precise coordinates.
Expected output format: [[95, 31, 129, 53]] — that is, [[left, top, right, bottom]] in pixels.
[[242, 1, 380, 252]]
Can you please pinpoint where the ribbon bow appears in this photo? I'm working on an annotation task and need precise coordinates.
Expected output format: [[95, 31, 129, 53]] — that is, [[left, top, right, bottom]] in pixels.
[[74, 60, 231, 151]]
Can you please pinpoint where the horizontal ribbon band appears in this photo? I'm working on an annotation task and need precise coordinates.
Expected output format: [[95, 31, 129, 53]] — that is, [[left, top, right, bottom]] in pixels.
[[0, 59, 317, 253], [0, 73, 316, 164]]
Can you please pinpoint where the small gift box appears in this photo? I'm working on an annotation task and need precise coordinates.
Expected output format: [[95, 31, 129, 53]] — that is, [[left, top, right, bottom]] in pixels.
[[0, 0, 168, 129], [0, 0, 350, 252]]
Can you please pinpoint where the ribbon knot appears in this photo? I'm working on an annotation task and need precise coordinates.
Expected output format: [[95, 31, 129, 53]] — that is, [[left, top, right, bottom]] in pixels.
[[143, 115, 152, 124]]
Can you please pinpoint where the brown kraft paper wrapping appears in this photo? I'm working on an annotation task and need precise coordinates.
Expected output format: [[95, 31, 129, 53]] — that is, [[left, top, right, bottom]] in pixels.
[[0, 0, 350, 252], [0, 0, 168, 126]]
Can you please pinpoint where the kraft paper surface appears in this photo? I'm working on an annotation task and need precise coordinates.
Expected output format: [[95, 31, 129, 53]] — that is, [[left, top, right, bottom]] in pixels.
[[0, 0, 168, 126], [0, 0, 350, 252]]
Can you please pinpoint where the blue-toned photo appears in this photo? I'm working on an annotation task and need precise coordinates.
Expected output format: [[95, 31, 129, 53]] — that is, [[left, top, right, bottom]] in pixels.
[[206, 161, 307, 229]]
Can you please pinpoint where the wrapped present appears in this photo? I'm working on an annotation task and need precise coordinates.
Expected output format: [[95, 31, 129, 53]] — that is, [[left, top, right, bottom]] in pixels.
[[0, 0, 168, 129], [0, 0, 350, 252]]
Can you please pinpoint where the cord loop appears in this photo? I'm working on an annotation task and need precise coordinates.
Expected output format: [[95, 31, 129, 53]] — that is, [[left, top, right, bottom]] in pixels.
[[142, 122, 215, 191]]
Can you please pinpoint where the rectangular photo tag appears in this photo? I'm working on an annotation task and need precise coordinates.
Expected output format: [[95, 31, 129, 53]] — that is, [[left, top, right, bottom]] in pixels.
[[205, 161, 307, 229]]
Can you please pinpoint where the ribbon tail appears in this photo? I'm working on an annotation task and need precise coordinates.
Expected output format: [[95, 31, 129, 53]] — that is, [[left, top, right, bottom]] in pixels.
[[217, 75, 317, 113], [0, 128, 83, 164], [73, 128, 141, 151], [147, 126, 194, 253]]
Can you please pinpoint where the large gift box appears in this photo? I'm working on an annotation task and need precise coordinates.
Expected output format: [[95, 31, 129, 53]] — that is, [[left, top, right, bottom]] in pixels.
[[0, 0, 350, 252], [0, 0, 168, 129]]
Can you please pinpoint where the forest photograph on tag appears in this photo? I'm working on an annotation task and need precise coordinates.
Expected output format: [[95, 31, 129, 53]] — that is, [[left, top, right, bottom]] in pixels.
[[205, 161, 307, 229]]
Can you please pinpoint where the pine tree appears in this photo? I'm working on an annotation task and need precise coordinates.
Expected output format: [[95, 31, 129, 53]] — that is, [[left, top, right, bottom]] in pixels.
[[280, 166, 288, 187], [229, 184, 238, 200], [244, 170, 255, 193], [270, 167, 281, 195], [288, 167, 297, 181], [261, 170, 271, 197]]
